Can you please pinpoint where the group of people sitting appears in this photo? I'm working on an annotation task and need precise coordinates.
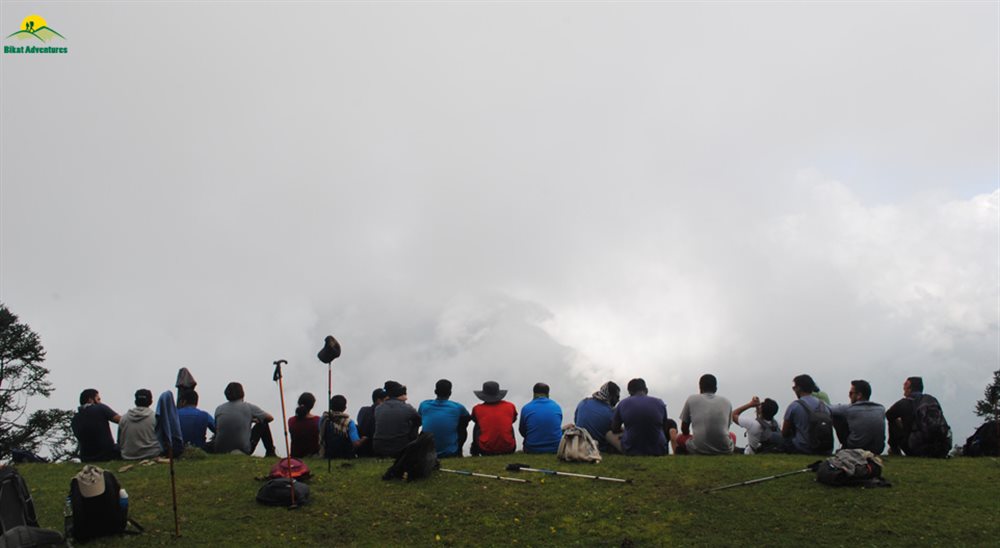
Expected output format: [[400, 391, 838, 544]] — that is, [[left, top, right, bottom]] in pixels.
[[70, 371, 949, 463]]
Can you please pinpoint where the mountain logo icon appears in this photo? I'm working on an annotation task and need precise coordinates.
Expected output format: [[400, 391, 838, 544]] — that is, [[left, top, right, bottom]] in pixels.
[[6, 15, 65, 42]]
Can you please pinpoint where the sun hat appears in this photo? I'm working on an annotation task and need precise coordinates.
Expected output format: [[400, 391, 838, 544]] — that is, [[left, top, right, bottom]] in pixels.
[[474, 381, 507, 403]]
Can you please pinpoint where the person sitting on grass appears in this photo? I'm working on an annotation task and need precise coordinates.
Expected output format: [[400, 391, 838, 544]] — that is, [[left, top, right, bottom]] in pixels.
[[320, 395, 364, 459], [373, 381, 421, 458], [830, 379, 886, 454], [289, 392, 321, 458], [356, 387, 387, 457], [214, 382, 276, 456], [118, 388, 162, 460], [574, 381, 621, 454], [177, 389, 215, 450], [732, 396, 782, 454], [71, 388, 121, 462], [609, 378, 674, 456], [418, 379, 471, 458], [470, 381, 518, 456], [672, 374, 735, 455], [781, 374, 833, 455], [519, 382, 563, 454]]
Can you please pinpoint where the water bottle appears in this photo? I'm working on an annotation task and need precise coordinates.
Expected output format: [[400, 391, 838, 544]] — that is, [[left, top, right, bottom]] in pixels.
[[119, 488, 128, 515], [63, 495, 73, 539]]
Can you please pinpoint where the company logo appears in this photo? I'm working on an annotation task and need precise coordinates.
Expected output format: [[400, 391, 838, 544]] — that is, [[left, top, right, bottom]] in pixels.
[[4, 15, 68, 54]]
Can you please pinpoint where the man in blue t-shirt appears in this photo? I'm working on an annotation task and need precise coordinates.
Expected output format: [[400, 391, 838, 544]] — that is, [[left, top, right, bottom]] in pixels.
[[418, 379, 471, 457], [519, 383, 563, 454], [177, 389, 216, 450], [610, 378, 674, 456], [574, 382, 621, 453]]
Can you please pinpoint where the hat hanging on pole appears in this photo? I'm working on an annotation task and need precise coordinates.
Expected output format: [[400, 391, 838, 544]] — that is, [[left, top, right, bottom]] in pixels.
[[316, 335, 342, 417]]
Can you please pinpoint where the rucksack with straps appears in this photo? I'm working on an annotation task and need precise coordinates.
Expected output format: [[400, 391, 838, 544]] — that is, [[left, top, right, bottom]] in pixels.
[[908, 394, 951, 458], [557, 425, 602, 463], [268, 458, 311, 481], [0, 466, 65, 548], [753, 417, 783, 453], [796, 398, 834, 455], [963, 420, 999, 457], [321, 414, 356, 460], [813, 448, 891, 487], [68, 466, 142, 542], [256, 478, 310, 507], [382, 433, 438, 481]]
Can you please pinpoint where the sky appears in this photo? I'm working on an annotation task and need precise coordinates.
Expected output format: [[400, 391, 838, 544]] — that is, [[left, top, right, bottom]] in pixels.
[[1, 1, 997, 455]]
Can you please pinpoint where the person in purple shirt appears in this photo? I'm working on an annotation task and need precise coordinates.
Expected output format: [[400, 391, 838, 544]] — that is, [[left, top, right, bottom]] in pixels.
[[177, 389, 216, 450], [519, 382, 563, 454], [609, 378, 675, 456]]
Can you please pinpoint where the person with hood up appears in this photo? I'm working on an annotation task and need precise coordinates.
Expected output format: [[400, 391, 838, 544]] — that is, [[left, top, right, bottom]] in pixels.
[[118, 388, 162, 460]]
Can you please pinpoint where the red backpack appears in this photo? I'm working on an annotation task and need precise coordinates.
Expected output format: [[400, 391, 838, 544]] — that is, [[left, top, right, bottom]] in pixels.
[[268, 458, 311, 481]]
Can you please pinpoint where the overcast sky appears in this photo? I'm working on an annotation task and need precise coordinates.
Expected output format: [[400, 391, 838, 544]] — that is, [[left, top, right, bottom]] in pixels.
[[2, 1, 997, 454]]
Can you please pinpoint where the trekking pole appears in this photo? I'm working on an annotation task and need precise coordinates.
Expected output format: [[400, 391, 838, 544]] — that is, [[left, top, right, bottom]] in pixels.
[[316, 336, 341, 475], [702, 465, 816, 493], [440, 468, 530, 483], [506, 463, 631, 483], [167, 443, 180, 536], [272, 359, 297, 509]]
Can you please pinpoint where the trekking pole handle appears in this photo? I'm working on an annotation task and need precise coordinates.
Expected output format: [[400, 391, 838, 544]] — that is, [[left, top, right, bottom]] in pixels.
[[272, 359, 287, 381]]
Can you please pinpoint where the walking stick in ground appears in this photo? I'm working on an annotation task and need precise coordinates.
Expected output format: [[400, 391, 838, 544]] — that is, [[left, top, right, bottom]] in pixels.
[[440, 468, 531, 483], [316, 336, 341, 474], [506, 463, 631, 483], [272, 359, 298, 509], [167, 443, 179, 536], [702, 464, 818, 493]]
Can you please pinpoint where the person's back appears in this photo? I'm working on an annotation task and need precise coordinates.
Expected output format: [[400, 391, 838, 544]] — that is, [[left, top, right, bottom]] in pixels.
[[733, 397, 782, 454], [784, 394, 831, 454], [886, 376, 950, 457], [470, 381, 517, 455], [289, 392, 320, 458], [829, 381, 886, 454], [519, 384, 563, 454], [320, 394, 362, 459], [71, 389, 121, 462], [214, 382, 274, 455], [418, 379, 471, 458], [177, 389, 215, 449], [356, 388, 386, 457], [373, 381, 421, 458], [611, 379, 669, 456], [574, 385, 618, 453], [119, 389, 161, 460], [677, 394, 734, 455]]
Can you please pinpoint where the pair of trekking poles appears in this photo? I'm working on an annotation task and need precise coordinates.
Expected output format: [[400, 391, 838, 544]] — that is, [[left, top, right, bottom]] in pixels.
[[439, 464, 632, 484]]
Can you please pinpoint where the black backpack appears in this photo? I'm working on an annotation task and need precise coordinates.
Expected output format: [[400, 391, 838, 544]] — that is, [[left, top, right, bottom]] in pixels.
[[963, 420, 999, 457], [909, 395, 951, 458], [382, 433, 438, 481], [0, 467, 65, 548], [68, 469, 139, 542], [813, 448, 891, 488], [796, 399, 834, 455], [754, 418, 783, 453], [256, 478, 310, 507]]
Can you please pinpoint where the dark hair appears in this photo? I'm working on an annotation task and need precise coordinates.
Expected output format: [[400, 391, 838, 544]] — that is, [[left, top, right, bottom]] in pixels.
[[761, 398, 779, 420], [224, 382, 244, 402], [793, 374, 818, 394], [627, 378, 647, 396], [699, 374, 717, 394], [80, 388, 99, 405], [907, 376, 923, 393], [851, 379, 872, 400], [371, 388, 387, 403], [134, 389, 153, 407], [296, 392, 316, 418], [607, 382, 621, 406], [435, 379, 452, 399], [533, 382, 550, 396], [178, 388, 199, 407], [330, 395, 347, 412]]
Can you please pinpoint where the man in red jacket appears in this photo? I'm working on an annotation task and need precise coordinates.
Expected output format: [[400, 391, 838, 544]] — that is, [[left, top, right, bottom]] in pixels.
[[470, 381, 517, 455]]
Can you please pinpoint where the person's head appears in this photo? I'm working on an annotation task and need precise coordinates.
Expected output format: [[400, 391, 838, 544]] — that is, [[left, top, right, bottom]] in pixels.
[[384, 380, 407, 401], [434, 379, 452, 400], [178, 388, 199, 408], [296, 392, 316, 418], [905, 376, 923, 396], [224, 382, 244, 402], [533, 382, 550, 398], [792, 374, 818, 396], [371, 388, 387, 405], [759, 398, 779, 421], [134, 389, 153, 408], [849, 380, 872, 403], [330, 395, 348, 413], [698, 374, 717, 394], [606, 382, 621, 406], [80, 388, 99, 405], [627, 378, 648, 396]]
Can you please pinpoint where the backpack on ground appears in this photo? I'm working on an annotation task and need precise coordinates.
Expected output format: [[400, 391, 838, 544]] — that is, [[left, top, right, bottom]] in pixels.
[[0, 526, 65, 548], [909, 395, 952, 458], [255, 478, 310, 507], [557, 425, 602, 463], [0, 466, 39, 534], [753, 417, 783, 453], [382, 433, 438, 481], [268, 458, 311, 481], [962, 420, 999, 457], [796, 398, 834, 455], [813, 448, 890, 487], [68, 466, 141, 542]]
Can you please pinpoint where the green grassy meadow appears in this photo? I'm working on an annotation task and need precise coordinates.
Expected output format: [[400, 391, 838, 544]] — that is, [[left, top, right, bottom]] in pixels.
[[15, 453, 1000, 547]]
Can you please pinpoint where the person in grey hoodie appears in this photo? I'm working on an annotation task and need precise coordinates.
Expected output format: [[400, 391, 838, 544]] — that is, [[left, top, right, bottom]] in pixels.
[[118, 388, 161, 460]]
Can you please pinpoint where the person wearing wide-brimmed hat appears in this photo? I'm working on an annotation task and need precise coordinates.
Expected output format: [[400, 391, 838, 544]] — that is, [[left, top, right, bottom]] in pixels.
[[470, 381, 518, 456], [373, 381, 421, 458]]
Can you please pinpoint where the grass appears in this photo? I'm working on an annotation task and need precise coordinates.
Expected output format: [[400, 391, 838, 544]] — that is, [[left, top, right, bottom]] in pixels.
[[14, 452, 1000, 547]]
